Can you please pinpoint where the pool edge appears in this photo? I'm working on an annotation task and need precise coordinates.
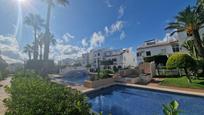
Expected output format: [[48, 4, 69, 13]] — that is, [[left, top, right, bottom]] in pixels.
[[82, 82, 204, 97]]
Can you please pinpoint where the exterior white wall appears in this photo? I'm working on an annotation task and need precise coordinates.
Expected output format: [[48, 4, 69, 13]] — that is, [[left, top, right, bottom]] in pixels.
[[122, 51, 136, 68], [137, 44, 175, 64], [136, 32, 187, 64], [82, 48, 136, 70], [82, 53, 89, 67]]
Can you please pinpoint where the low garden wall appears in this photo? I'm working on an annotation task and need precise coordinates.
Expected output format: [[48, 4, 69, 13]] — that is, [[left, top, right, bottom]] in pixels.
[[84, 78, 114, 88]]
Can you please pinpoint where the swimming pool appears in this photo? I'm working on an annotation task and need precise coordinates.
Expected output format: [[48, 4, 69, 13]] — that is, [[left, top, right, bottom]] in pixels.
[[88, 85, 204, 115], [58, 70, 89, 85]]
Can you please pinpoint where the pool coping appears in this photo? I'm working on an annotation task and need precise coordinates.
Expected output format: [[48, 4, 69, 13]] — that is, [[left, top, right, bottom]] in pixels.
[[82, 82, 204, 97]]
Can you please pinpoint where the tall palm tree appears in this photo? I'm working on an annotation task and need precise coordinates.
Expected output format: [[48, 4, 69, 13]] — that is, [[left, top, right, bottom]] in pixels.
[[23, 44, 33, 60], [197, 0, 204, 8], [165, 6, 204, 57], [42, 0, 69, 60], [37, 33, 45, 60], [24, 13, 44, 60], [48, 32, 57, 46]]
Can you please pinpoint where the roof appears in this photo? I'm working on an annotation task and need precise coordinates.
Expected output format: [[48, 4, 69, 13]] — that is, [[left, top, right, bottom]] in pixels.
[[137, 40, 178, 50]]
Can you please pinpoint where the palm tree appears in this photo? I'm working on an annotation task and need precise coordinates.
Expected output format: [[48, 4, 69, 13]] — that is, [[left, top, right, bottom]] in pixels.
[[42, 0, 69, 60], [165, 6, 204, 57], [37, 33, 45, 60], [182, 40, 198, 59], [197, 0, 204, 8], [48, 32, 57, 46], [23, 44, 33, 60], [24, 13, 44, 60]]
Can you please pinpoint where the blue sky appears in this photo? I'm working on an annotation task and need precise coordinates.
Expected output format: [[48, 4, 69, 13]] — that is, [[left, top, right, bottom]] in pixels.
[[0, 0, 195, 63]]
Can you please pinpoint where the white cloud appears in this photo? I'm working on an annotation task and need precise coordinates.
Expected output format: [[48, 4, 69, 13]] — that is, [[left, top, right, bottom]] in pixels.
[[105, 20, 125, 35], [81, 38, 89, 47], [0, 35, 24, 64], [50, 40, 87, 61], [87, 20, 125, 48], [104, 26, 109, 34], [90, 32, 105, 48], [118, 5, 125, 19], [105, 0, 113, 8], [120, 31, 126, 40], [62, 33, 75, 42]]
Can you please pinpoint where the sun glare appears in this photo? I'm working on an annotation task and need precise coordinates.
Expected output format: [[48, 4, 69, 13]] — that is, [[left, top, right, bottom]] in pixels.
[[18, 0, 25, 3]]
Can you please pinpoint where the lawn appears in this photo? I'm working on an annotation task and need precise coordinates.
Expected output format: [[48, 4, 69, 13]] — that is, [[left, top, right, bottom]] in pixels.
[[160, 77, 204, 89]]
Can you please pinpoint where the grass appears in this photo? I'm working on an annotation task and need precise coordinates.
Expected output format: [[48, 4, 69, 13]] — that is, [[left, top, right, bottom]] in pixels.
[[160, 76, 204, 89]]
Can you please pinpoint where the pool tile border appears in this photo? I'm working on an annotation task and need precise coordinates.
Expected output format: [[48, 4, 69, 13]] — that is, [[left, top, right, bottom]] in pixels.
[[82, 82, 204, 97]]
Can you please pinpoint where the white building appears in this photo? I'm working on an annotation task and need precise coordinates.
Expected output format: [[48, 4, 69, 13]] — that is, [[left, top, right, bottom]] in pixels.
[[82, 48, 136, 70], [136, 32, 188, 64]]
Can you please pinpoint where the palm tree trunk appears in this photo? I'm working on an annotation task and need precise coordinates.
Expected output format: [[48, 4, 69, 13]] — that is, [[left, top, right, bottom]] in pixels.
[[44, 3, 52, 61], [40, 45, 43, 60], [28, 52, 31, 60], [184, 68, 192, 83], [34, 28, 38, 60], [193, 30, 204, 57]]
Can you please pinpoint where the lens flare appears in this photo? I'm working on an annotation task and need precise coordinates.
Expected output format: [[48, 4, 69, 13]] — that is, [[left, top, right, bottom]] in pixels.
[[18, 0, 25, 2], [15, 0, 24, 48]]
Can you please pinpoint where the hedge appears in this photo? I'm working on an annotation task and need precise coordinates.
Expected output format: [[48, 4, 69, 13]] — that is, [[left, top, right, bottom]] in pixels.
[[4, 71, 91, 115]]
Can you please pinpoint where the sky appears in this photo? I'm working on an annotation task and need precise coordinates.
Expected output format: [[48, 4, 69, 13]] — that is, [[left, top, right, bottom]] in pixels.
[[0, 0, 195, 63]]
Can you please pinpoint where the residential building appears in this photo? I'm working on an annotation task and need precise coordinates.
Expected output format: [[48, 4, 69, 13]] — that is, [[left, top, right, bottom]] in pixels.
[[136, 32, 188, 64], [82, 48, 136, 70]]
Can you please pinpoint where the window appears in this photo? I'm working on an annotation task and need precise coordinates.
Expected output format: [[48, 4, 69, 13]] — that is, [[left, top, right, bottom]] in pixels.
[[112, 58, 117, 62], [98, 53, 100, 56], [137, 52, 141, 57], [172, 44, 180, 52], [146, 51, 151, 56]]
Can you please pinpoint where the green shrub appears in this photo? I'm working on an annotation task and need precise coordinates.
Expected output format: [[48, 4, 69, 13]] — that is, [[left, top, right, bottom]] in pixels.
[[100, 69, 113, 79], [102, 69, 114, 74], [163, 100, 182, 115], [113, 66, 119, 73], [166, 53, 196, 83], [4, 71, 91, 115], [195, 59, 204, 75]]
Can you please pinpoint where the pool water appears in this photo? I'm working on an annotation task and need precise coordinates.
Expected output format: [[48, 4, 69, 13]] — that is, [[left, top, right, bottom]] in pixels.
[[60, 70, 89, 85], [88, 85, 204, 115]]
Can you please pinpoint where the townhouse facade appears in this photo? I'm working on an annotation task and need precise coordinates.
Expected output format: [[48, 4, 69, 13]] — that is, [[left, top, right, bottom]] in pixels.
[[136, 32, 188, 64], [82, 48, 136, 70]]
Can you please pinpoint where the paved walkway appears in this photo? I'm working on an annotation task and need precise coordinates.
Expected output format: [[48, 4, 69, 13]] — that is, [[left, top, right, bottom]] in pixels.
[[0, 77, 11, 115]]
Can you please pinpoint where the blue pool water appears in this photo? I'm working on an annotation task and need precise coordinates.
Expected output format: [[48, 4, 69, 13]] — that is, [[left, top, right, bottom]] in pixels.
[[88, 85, 204, 115], [60, 70, 89, 85]]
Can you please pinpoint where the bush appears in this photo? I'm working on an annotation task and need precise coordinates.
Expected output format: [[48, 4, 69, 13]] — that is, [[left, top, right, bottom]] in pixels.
[[102, 69, 114, 74], [166, 53, 196, 83], [195, 59, 204, 75], [144, 55, 168, 66], [166, 53, 195, 69], [101, 69, 114, 78], [113, 66, 119, 73], [163, 100, 181, 115], [4, 71, 91, 115]]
